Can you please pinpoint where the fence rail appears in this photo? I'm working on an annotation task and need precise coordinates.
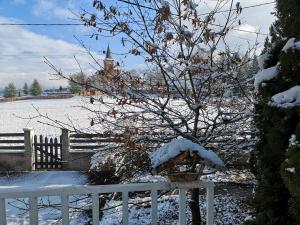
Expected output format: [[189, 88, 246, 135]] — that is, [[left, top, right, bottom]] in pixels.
[[0, 180, 214, 225], [0, 133, 24, 137], [0, 133, 25, 151], [69, 132, 122, 151]]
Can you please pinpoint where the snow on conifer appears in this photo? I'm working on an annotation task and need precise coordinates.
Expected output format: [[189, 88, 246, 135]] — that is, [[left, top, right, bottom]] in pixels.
[[254, 65, 279, 91], [282, 38, 300, 52], [270, 86, 300, 108]]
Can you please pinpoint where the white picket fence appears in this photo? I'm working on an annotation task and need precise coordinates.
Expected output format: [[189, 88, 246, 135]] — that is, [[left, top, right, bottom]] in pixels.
[[0, 180, 214, 225]]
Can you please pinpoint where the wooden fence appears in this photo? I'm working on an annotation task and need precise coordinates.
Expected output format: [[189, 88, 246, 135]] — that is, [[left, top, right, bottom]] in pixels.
[[0, 180, 215, 225], [0, 129, 174, 171], [0, 133, 24, 151], [69, 133, 123, 151], [34, 135, 62, 169]]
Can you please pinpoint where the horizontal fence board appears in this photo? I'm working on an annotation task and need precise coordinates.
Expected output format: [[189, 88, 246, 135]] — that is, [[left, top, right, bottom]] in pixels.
[[70, 145, 106, 150], [70, 139, 100, 143], [70, 138, 122, 143], [0, 181, 210, 199], [0, 146, 24, 150], [70, 133, 123, 138], [0, 140, 24, 144], [0, 133, 24, 137]]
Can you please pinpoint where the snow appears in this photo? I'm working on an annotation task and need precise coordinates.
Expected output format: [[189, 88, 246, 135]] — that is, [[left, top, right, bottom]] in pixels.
[[286, 167, 296, 174], [0, 171, 89, 225], [282, 38, 300, 52], [100, 192, 253, 225], [0, 171, 87, 188], [202, 169, 256, 185], [289, 134, 299, 146], [244, 215, 254, 222], [130, 174, 167, 183], [254, 65, 279, 91], [270, 86, 300, 108], [0, 96, 114, 136], [150, 137, 224, 170]]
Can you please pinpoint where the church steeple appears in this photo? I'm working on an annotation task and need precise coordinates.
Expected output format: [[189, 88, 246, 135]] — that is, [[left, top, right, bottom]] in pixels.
[[105, 44, 113, 59], [104, 44, 115, 77]]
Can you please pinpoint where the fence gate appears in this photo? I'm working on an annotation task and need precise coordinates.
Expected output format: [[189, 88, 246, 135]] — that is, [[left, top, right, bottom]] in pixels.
[[34, 135, 63, 170]]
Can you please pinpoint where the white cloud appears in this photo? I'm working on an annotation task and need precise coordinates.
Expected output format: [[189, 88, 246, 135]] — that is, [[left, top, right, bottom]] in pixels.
[[0, 17, 103, 89], [234, 24, 258, 36], [32, 0, 76, 20]]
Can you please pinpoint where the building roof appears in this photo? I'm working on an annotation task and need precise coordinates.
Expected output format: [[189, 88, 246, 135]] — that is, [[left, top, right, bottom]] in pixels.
[[105, 44, 113, 59]]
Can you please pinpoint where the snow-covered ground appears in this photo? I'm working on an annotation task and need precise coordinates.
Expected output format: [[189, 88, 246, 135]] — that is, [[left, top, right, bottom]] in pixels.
[[101, 191, 253, 225], [0, 171, 89, 225], [0, 97, 92, 136]]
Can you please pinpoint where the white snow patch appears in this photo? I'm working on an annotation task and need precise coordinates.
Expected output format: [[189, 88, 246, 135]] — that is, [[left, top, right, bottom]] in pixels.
[[289, 134, 299, 147], [244, 215, 254, 222], [130, 174, 167, 183], [286, 167, 296, 174], [282, 38, 300, 52], [150, 137, 224, 169], [270, 86, 300, 108], [254, 65, 279, 91], [0, 171, 89, 224], [0, 171, 87, 188]]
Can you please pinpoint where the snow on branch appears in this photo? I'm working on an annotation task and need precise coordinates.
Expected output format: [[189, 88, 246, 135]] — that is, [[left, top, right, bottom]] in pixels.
[[270, 85, 300, 108], [254, 65, 279, 91], [282, 38, 300, 53]]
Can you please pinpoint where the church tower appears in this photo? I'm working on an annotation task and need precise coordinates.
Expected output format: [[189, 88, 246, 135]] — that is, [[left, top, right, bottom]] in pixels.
[[104, 45, 115, 77]]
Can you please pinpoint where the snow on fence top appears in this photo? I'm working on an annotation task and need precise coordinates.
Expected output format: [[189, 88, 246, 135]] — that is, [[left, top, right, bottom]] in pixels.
[[282, 38, 300, 53], [270, 85, 300, 108], [150, 138, 224, 169], [254, 65, 279, 91]]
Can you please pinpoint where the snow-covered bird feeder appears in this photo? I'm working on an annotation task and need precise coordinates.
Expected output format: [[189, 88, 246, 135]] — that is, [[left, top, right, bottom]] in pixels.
[[150, 138, 224, 182]]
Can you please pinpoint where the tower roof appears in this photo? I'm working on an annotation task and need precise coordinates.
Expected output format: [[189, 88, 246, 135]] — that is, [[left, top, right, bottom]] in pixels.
[[105, 44, 113, 59]]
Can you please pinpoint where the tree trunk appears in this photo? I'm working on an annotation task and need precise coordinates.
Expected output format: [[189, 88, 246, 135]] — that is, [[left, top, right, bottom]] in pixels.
[[189, 188, 201, 225]]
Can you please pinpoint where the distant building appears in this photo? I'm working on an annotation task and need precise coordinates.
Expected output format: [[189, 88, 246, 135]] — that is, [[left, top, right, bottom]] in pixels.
[[78, 45, 120, 96], [44, 87, 72, 96], [97, 44, 120, 80]]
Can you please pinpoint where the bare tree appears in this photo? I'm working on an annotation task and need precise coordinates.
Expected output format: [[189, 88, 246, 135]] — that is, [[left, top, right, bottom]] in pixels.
[[44, 0, 257, 224]]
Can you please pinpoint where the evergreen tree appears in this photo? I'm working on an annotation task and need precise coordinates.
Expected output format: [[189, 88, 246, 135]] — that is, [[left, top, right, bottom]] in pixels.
[[251, 0, 300, 224], [4, 83, 17, 98], [30, 79, 42, 96], [23, 83, 29, 95]]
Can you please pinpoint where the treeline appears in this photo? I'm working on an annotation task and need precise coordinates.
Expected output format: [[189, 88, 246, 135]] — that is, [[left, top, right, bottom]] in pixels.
[[3, 79, 42, 98]]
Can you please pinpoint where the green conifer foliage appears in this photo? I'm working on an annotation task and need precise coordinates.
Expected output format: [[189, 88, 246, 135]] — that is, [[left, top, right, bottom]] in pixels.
[[23, 83, 29, 95], [30, 79, 42, 96], [4, 83, 17, 98], [252, 0, 300, 224], [279, 46, 300, 224]]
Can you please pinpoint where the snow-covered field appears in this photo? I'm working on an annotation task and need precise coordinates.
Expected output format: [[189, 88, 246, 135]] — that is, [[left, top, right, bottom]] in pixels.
[[0, 97, 92, 136]]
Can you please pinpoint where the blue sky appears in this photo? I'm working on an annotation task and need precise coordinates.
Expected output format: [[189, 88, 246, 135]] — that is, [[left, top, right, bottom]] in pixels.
[[0, 0, 276, 89]]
